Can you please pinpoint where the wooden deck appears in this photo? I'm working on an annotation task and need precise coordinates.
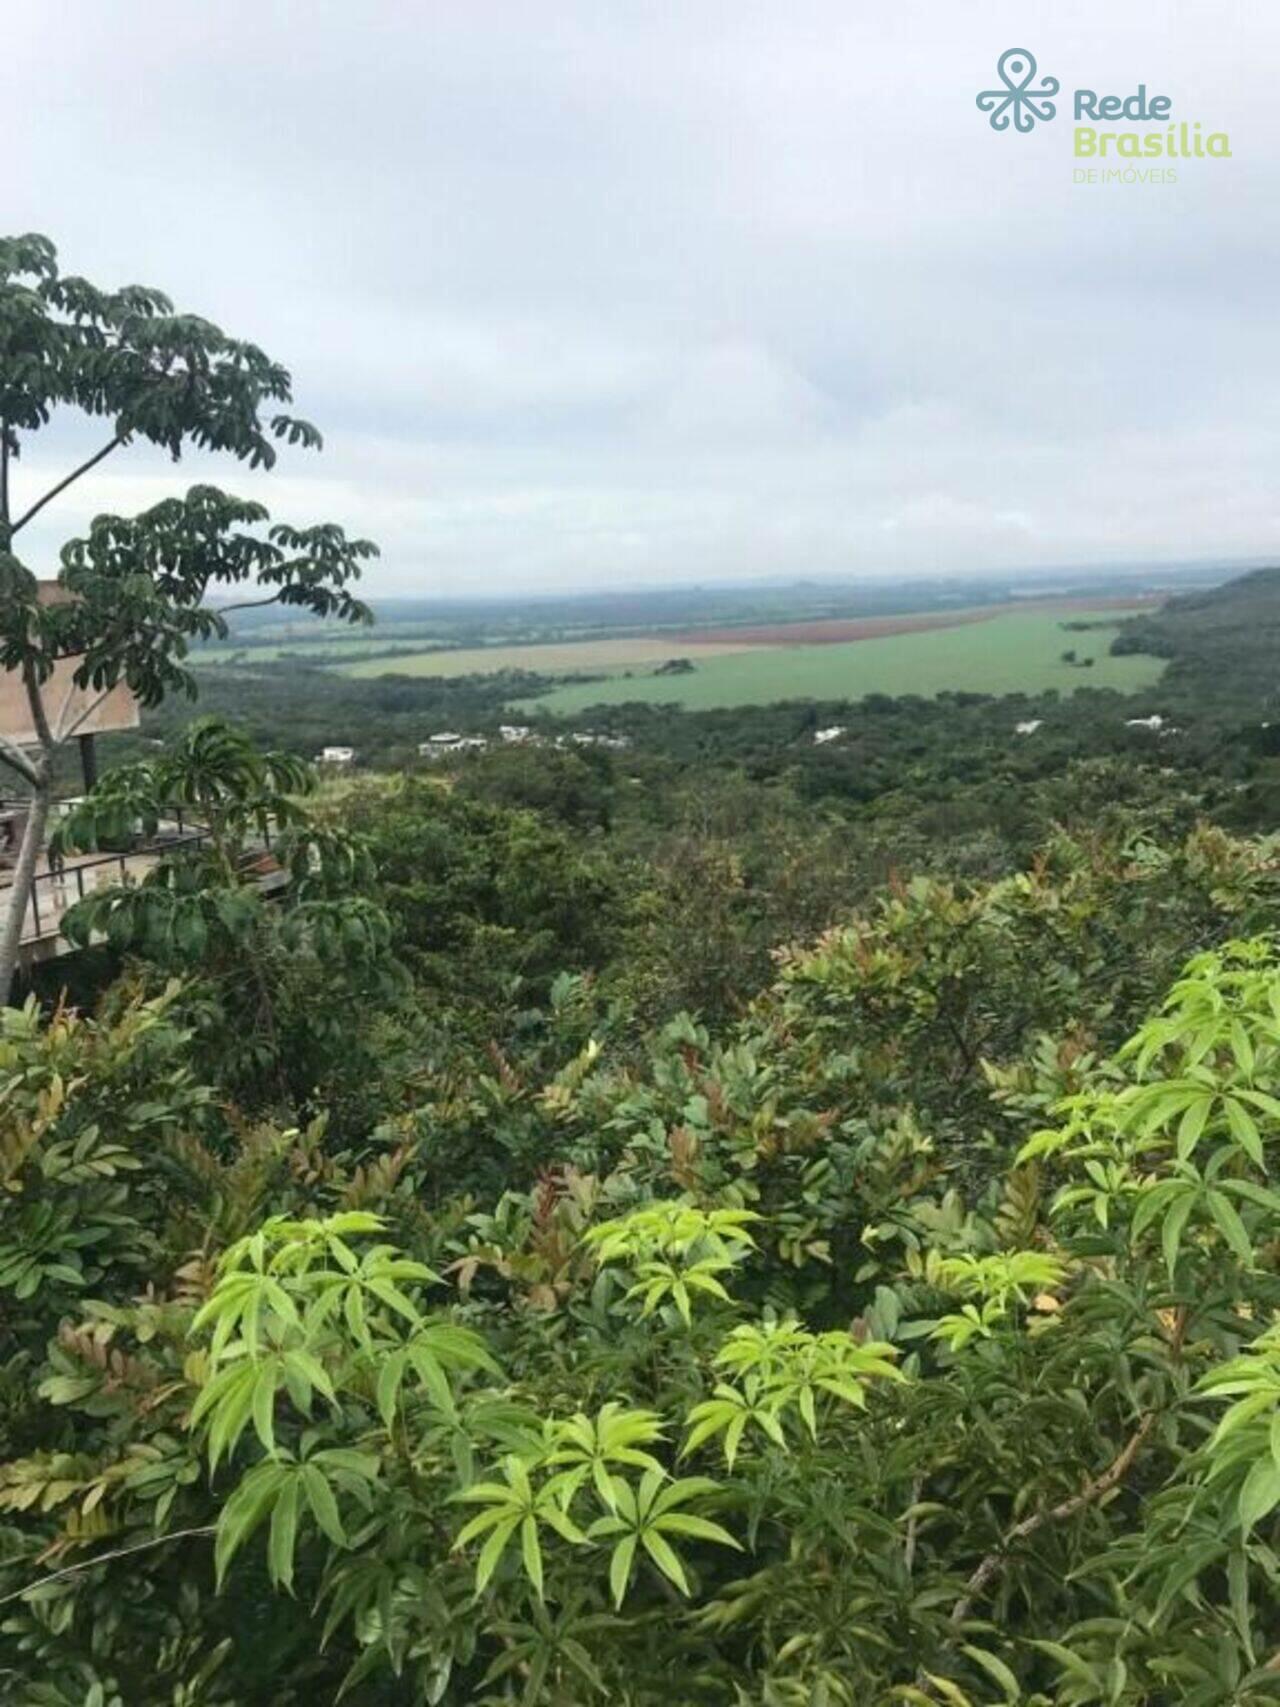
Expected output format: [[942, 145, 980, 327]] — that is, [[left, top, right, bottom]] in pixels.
[[0, 827, 286, 964]]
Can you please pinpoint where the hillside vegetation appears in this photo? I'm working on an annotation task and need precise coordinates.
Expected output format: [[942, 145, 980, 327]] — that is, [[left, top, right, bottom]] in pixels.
[[1, 226, 1278, 1702], [1113, 567, 1280, 703], [0, 565, 1279, 1700]]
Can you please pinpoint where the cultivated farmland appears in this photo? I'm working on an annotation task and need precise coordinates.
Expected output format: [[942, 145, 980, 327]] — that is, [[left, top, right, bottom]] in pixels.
[[511, 607, 1165, 713], [340, 634, 760, 679]]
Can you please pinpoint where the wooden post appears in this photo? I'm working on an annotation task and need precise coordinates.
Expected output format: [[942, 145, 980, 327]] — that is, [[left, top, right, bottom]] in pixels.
[[78, 732, 98, 792]]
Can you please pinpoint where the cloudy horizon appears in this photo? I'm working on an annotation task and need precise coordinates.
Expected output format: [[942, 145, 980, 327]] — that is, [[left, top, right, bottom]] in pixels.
[[5, 2, 1277, 596]]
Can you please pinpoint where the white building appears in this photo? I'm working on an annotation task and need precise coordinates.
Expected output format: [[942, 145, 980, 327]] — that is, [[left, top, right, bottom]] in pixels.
[[317, 746, 355, 766], [567, 731, 631, 750], [813, 726, 846, 746], [498, 724, 532, 744], [1015, 720, 1043, 736], [419, 733, 488, 760], [1125, 715, 1165, 732]]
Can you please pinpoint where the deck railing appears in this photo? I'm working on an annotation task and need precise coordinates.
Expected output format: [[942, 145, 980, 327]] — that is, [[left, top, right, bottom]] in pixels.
[[0, 806, 287, 950], [17, 829, 214, 944]]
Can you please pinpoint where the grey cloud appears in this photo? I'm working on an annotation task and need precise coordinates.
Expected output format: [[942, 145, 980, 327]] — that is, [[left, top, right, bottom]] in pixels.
[[4, 1, 1278, 593]]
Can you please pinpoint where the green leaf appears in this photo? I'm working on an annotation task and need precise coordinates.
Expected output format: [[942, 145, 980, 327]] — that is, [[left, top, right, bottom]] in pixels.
[[1131, 1179, 1183, 1237], [1238, 1458, 1280, 1532], [1162, 1191, 1196, 1277], [1176, 1094, 1213, 1161], [267, 1474, 300, 1591], [454, 1505, 512, 1549], [520, 1514, 544, 1597], [1224, 1097, 1264, 1168], [252, 1363, 279, 1456], [1206, 1190, 1255, 1268], [960, 1645, 1019, 1703], [301, 1463, 346, 1548], [475, 1515, 519, 1594], [408, 1344, 455, 1416], [640, 1528, 690, 1595], [205, 1364, 258, 1470], [375, 1349, 406, 1428], [214, 1464, 284, 1588], [1026, 1641, 1101, 1688], [609, 1533, 638, 1608], [653, 1512, 740, 1549], [921, 1675, 975, 1706], [281, 1347, 334, 1405]]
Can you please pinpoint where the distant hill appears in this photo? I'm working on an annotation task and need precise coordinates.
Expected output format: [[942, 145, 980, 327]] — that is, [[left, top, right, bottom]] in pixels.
[[1137, 565, 1280, 634], [1112, 566, 1280, 713]]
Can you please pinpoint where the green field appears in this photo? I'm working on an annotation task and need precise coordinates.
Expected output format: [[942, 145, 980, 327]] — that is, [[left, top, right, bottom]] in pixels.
[[509, 610, 1165, 713]]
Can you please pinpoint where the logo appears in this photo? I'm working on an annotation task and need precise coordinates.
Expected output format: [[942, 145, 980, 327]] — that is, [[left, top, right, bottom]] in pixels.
[[977, 49, 1059, 132], [974, 48, 1232, 183]]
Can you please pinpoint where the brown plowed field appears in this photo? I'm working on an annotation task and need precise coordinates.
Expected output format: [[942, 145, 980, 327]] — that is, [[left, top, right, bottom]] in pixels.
[[674, 594, 1163, 649]]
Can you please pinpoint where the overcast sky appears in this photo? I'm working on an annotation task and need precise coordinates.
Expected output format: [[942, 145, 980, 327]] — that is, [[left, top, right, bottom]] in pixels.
[[4, 2, 1277, 596]]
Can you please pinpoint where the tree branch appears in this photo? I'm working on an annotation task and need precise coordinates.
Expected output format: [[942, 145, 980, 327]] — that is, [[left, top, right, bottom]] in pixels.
[[0, 415, 10, 533], [0, 1524, 216, 1610], [0, 734, 38, 788], [59, 685, 113, 745], [903, 1475, 924, 1578], [215, 592, 285, 617], [11, 436, 123, 536], [948, 1413, 1156, 1628], [50, 670, 84, 745], [21, 660, 55, 753]]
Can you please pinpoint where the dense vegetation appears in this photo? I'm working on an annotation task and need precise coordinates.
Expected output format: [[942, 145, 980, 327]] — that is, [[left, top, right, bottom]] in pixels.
[[0, 568, 1277, 1700], [3, 238, 1280, 1704], [1113, 567, 1280, 710], [4, 733, 1280, 1703]]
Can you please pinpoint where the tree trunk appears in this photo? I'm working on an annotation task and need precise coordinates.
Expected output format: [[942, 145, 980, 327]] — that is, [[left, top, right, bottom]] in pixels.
[[0, 770, 51, 1006]]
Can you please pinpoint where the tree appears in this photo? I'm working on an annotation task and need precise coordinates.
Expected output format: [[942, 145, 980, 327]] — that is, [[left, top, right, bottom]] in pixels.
[[0, 234, 377, 999], [54, 717, 398, 1120], [1, 792, 1279, 1700]]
